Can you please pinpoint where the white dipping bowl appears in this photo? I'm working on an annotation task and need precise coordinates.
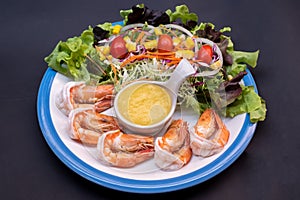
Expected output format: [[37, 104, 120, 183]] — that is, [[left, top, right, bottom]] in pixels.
[[113, 81, 177, 136]]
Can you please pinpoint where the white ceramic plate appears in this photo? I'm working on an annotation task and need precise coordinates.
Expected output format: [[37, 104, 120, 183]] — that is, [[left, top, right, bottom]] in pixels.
[[37, 66, 257, 193]]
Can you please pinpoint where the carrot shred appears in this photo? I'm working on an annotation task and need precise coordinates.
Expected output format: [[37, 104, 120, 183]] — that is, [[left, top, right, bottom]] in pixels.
[[110, 64, 118, 83], [120, 49, 193, 68], [135, 31, 145, 44], [146, 51, 176, 56], [166, 60, 180, 66]]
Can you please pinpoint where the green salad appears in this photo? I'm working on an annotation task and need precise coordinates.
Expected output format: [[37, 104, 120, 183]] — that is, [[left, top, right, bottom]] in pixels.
[[44, 4, 266, 123]]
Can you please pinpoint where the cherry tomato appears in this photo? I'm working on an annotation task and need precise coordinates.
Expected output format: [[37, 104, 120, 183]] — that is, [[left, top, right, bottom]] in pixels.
[[110, 36, 128, 59], [157, 34, 173, 53], [197, 44, 213, 64]]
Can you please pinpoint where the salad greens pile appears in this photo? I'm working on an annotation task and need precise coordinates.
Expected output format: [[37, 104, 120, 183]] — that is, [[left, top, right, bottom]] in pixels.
[[44, 4, 266, 123]]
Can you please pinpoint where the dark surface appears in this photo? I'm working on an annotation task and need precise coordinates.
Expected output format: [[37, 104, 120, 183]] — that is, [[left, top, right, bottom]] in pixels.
[[1, 0, 299, 199]]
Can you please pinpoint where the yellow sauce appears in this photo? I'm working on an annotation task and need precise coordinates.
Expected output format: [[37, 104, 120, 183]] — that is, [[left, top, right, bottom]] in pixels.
[[117, 83, 172, 126]]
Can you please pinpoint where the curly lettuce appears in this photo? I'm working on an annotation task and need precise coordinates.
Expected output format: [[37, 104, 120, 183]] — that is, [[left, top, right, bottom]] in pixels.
[[165, 5, 198, 24], [44, 27, 95, 82], [226, 86, 267, 123]]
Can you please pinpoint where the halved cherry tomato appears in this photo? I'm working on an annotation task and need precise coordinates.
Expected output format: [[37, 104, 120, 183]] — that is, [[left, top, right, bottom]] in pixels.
[[196, 44, 213, 64], [157, 34, 173, 53], [110, 36, 128, 59]]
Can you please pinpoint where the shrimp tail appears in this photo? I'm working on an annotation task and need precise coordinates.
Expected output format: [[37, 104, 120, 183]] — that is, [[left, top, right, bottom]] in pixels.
[[190, 108, 230, 157], [97, 130, 155, 168], [154, 119, 192, 171]]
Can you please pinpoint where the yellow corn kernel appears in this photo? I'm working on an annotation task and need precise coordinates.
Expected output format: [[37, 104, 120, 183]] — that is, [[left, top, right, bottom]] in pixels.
[[227, 74, 233, 80], [184, 37, 195, 49], [102, 46, 110, 55], [123, 36, 131, 42], [106, 55, 113, 61], [112, 25, 122, 35], [123, 36, 136, 52], [173, 37, 182, 46], [144, 40, 158, 50], [210, 60, 222, 70], [154, 27, 162, 35], [175, 50, 195, 59], [126, 42, 136, 52], [96, 46, 110, 61]]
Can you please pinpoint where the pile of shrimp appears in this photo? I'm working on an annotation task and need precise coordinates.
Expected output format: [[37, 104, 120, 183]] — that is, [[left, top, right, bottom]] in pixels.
[[56, 81, 230, 170]]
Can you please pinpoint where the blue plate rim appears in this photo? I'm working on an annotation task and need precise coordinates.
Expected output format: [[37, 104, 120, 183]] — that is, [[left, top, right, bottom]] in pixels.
[[37, 67, 257, 193]]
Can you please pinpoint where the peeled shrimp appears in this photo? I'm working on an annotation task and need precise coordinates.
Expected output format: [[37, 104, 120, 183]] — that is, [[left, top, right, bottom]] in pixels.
[[56, 81, 114, 116], [190, 108, 230, 157], [97, 130, 155, 168], [154, 119, 192, 171], [69, 108, 119, 145]]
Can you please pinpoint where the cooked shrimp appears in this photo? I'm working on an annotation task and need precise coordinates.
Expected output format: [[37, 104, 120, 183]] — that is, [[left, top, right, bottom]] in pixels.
[[69, 108, 119, 145], [56, 81, 114, 116], [97, 130, 155, 168], [190, 108, 230, 157], [154, 119, 192, 171]]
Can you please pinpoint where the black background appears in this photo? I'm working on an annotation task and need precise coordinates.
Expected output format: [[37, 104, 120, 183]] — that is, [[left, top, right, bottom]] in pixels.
[[1, 0, 299, 199]]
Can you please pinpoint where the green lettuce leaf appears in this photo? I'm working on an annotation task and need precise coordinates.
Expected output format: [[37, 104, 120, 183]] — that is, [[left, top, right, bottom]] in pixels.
[[44, 26, 94, 82], [97, 22, 113, 33], [226, 50, 260, 76], [166, 5, 198, 24], [231, 50, 260, 68], [226, 63, 247, 77], [226, 86, 267, 123]]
